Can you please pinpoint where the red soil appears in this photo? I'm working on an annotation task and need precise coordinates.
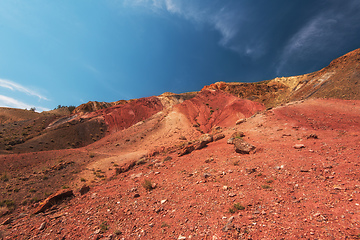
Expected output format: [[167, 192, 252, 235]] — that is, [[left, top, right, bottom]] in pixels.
[[1, 97, 360, 239], [83, 96, 164, 133], [175, 90, 265, 133]]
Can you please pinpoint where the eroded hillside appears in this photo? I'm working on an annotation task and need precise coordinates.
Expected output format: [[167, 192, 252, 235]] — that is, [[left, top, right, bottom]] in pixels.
[[0, 49, 360, 239]]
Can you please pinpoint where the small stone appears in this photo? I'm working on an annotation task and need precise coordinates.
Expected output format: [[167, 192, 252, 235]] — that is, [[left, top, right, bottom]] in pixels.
[[227, 138, 234, 144], [306, 134, 318, 139], [1, 217, 12, 225], [205, 157, 214, 163], [213, 133, 225, 141], [161, 199, 167, 204], [130, 173, 143, 179], [293, 144, 305, 149], [133, 193, 140, 198], [203, 173, 211, 178], [223, 216, 234, 232], [39, 222, 46, 231], [236, 119, 246, 125], [178, 234, 186, 240], [228, 192, 236, 197]]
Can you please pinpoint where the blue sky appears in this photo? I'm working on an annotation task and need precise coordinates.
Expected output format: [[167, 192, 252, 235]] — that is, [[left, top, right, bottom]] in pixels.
[[0, 0, 360, 111]]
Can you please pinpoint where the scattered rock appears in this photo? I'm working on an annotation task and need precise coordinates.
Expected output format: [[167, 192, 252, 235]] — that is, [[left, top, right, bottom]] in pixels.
[[115, 161, 136, 174], [1, 217, 12, 225], [246, 168, 257, 174], [130, 173, 143, 179], [227, 138, 234, 144], [179, 136, 187, 140], [33, 189, 74, 214], [212, 126, 222, 134], [228, 192, 236, 197], [79, 185, 90, 195], [163, 156, 172, 162], [236, 119, 246, 125], [194, 134, 214, 150], [231, 131, 245, 139], [39, 222, 46, 231], [178, 234, 186, 240], [223, 216, 234, 232], [205, 157, 214, 163], [213, 133, 225, 141], [234, 138, 256, 154], [136, 157, 147, 165], [203, 173, 211, 179], [199, 134, 213, 144], [194, 141, 208, 150], [178, 145, 195, 157], [293, 144, 305, 149], [306, 134, 318, 139]]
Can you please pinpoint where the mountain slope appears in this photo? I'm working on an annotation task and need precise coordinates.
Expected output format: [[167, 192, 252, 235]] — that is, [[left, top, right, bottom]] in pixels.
[[1, 48, 360, 239], [203, 48, 360, 107]]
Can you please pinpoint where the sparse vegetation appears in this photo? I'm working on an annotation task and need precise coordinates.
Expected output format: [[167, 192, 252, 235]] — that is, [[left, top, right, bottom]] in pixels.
[[142, 179, 155, 191], [229, 203, 245, 213], [161, 222, 170, 228], [261, 185, 271, 189], [0, 199, 15, 211], [80, 178, 86, 182], [233, 203, 245, 210], [100, 221, 109, 232], [232, 160, 240, 166], [1, 172, 9, 182]]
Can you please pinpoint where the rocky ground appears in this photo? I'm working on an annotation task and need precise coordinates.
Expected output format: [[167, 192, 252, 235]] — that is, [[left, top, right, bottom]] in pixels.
[[1, 97, 359, 239]]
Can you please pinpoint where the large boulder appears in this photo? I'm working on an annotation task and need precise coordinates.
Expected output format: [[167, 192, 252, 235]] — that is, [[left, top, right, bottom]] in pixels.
[[199, 134, 213, 144], [234, 138, 256, 154], [194, 134, 214, 150]]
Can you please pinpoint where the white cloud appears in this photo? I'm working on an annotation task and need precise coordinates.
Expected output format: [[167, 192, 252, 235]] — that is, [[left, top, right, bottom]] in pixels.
[[0, 78, 49, 101], [0, 95, 50, 112], [277, 1, 360, 75], [121, 0, 248, 54], [0, 95, 32, 109]]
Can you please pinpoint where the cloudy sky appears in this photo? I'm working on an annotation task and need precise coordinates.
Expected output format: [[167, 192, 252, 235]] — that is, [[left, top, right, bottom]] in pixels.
[[0, 0, 360, 111]]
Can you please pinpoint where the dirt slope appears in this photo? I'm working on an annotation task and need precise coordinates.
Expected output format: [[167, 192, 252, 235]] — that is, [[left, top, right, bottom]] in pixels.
[[1, 98, 359, 239]]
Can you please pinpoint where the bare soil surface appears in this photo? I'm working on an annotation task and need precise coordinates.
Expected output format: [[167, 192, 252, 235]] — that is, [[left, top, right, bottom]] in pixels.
[[1, 97, 359, 239]]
